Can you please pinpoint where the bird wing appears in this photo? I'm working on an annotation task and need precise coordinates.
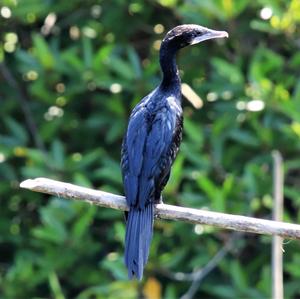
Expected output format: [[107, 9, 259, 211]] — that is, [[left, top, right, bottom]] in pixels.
[[136, 106, 179, 208], [121, 106, 149, 207], [121, 100, 181, 209]]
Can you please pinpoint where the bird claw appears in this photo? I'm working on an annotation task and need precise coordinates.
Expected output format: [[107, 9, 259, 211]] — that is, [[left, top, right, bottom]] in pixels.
[[159, 196, 164, 204], [156, 195, 163, 204], [154, 196, 164, 219]]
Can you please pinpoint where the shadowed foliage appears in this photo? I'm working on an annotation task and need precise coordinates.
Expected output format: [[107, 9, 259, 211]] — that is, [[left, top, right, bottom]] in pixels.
[[1, 0, 300, 298]]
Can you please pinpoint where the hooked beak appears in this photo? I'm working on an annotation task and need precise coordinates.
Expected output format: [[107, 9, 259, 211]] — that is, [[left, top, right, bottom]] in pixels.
[[191, 29, 228, 45]]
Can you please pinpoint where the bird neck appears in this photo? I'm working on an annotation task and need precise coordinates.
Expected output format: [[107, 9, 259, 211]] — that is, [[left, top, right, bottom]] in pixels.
[[159, 42, 181, 90]]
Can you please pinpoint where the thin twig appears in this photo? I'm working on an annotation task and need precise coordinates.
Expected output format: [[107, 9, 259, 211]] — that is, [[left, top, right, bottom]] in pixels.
[[19, 177, 300, 240], [272, 151, 284, 299], [161, 232, 242, 281], [0, 63, 46, 153], [180, 234, 238, 299]]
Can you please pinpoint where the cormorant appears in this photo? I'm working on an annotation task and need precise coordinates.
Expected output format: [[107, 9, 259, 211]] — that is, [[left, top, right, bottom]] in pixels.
[[121, 24, 228, 280]]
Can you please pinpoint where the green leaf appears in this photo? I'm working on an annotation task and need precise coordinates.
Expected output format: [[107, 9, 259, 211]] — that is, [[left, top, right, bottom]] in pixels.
[[230, 260, 248, 291], [32, 33, 55, 69], [51, 139, 65, 169], [48, 271, 66, 299], [127, 46, 142, 79], [212, 57, 244, 85], [229, 129, 260, 147], [197, 175, 225, 211], [71, 205, 96, 239], [4, 117, 29, 145], [82, 36, 93, 69], [108, 56, 135, 80]]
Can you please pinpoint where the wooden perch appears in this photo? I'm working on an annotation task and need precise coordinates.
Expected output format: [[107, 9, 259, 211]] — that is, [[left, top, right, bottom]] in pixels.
[[20, 177, 300, 240]]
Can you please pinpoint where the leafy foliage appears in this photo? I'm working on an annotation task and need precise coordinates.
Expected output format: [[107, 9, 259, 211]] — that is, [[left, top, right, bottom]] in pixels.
[[1, 0, 300, 298]]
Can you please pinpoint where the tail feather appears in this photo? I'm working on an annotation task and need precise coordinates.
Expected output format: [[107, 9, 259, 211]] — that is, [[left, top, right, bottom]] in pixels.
[[125, 204, 154, 280]]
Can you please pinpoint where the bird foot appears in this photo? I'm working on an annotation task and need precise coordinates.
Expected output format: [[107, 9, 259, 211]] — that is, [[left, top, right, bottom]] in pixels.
[[154, 196, 164, 219], [157, 195, 163, 204]]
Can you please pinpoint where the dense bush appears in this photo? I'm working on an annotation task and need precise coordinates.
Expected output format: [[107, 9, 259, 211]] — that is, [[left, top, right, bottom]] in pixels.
[[1, 0, 300, 298]]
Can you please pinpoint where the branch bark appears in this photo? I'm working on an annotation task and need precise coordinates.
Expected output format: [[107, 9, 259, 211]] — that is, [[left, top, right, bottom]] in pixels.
[[20, 177, 300, 240]]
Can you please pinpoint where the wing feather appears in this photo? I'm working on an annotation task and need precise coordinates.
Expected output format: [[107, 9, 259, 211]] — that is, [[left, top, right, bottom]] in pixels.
[[121, 98, 182, 209], [121, 107, 149, 206], [137, 109, 176, 207]]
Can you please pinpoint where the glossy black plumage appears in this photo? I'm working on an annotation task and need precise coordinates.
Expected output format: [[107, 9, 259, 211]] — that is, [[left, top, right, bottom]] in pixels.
[[121, 24, 228, 280]]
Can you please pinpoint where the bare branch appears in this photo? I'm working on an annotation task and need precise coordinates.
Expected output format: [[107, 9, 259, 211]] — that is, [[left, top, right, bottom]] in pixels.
[[272, 151, 284, 299], [20, 177, 300, 240]]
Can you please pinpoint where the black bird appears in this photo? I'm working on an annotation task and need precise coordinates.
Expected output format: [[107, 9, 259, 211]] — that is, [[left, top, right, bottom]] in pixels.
[[121, 24, 228, 280]]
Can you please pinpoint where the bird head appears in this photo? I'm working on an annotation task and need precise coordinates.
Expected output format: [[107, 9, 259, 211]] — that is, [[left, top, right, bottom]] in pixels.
[[163, 24, 228, 49]]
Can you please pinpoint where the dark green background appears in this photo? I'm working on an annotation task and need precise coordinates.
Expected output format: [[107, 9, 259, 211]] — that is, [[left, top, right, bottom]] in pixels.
[[1, 0, 300, 298]]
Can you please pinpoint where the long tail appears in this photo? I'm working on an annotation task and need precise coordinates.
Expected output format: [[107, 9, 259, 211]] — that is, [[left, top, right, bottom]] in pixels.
[[125, 204, 154, 280]]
